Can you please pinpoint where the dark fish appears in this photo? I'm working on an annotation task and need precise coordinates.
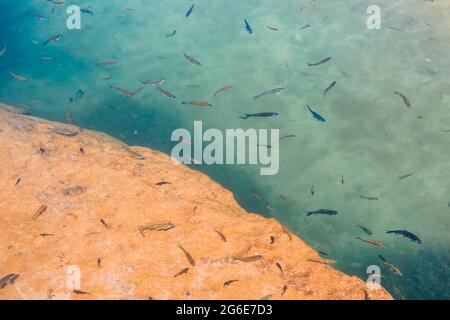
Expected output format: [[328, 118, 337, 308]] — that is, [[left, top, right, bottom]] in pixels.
[[253, 87, 285, 100], [224, 279, 239, 287], [63, 186, 87, 196], [138, 223, 175, 236], [299, 24, 311, 31], [310, 185, 315, 196], [307, 57, 332, 67], [43, 34, 63, 46], [378, 255, 403, 276], [157, 87, 176, 99], [51, 127, 78, 137], [166, 30, 176, 37], [357, 225, 373, 235], [185, 4, 194, 17], [184, 51, 201, 66], [100, 219, 111, 229], [359, 196, 379, 201], [110, 86, 143, 98], [323, 81, 336, 96], [73, 290, 91, 295], [232, 255, 263, 263], [69, 89, 84, 104], [267, 25, 279, 31], [80, 8, 94, 16], [399, 173, 414, 180], [306, 209, 338, 216], [394, 92, 411, 108], [178, 245, 195, 266], [156, 181, 171, 186], [307, 105, 326, 122], [32, 205, 47, 220], [386, 230, 421, 244], [244, 19, 253, 34], [174, 268, 189, 278], [240, 112, 278, 119], [0, 273, 19, 289], [139, 78, 166, 85], [280, 134, 296, 140], [214, 229, 227, 242], [214, 85, 232, 96], [318, 250, 328, 256]]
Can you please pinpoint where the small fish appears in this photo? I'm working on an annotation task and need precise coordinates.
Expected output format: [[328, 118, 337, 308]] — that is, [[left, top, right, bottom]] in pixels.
[[80, 8, 94, 16], [96, 60, 118, 66], [399, 173, 414, 180], [232, 255, 263, 263], [224, 279, 239, 287], [73, 290, 91, 295], [185, 4, 194, 17], [15, 178, 21, 186], [39, 233, 54, 237], [166, 30, 176, 37], [307, 105, 326, 122], [240, 112, 278, 119], [9, 71, 27, 81], [299, 24, 311, 31], [307, 57, 332, 67], [356, 237, 384, 248], [244, 19, 253, 34], [306, 209, 338, 216], [63, 186, 86, 196], [124, 146, 145, 160], [275, 262, 284, 275], [280, 134, 296, 140], [184, 51, 201, 66], [138, 223, 175, 236], [0, 273, 19, 289], [359, 196, 379, 201], [260, 295, 272, 301], [31, 13, 47, 21], [394, 92, 411, 108], [341, 175, 345, 184], [174, 268, 189, 278], [267, 25, 279, 31], [123, 5, 135, 12], [310, 185, 315, 196], [323, 81, 336, 96], [281, 285, 288, 296], [110, 86, 143, 98], [181, 101, 212, 108], [157, 87, 176, 99], [100, 219, 111, 229], [214, 85, 232, 96], [139, 78, 166, 85], [43, 34, 63, 46], [214, 229, 227, 242], [51, 127, 78, 137], [308, 258, 337, 265], [97, 258, 102, 268], [253, 87, 285, 100], [69, 89, 84, 104], [32, 205, 48, 220], [178, 245, 195, 266], [386, 230, 421, 244], [318, 250, 328, 256], [378, 255, 403, 276], [40, 56, 52, 61], [156, 181, 171, 186], [357, 225, 373, 235], [0, 44, 6, 57]]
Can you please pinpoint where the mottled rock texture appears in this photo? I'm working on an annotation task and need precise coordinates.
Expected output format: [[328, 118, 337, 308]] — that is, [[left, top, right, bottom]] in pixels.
[[0, 104, 392, 300]]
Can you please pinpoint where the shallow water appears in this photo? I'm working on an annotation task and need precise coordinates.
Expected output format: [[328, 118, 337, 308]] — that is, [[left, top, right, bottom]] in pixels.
[[1, 0, 449, 300]]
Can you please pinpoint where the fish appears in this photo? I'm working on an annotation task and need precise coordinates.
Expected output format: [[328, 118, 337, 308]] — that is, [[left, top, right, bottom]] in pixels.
[[299, 24, 311, 31], [156, 181, 171, 186], [267, 25, 279, 31], [307, 105, 326, 122], [214, 229, 227, 242], [356, 225, 373, 235], [157, 87, 176, 99], [138, 223, 175, 236], [139, 78, 166, 85], [224, 280, 239, 287], [32, 205, 48, 220], [394, 92, 411, 108], [69, 89, 84, 103], [386, 230, 421, 244], [97, 258, 102, 268], [260, 295, 272, 301], [240, 112, 278, 119], [166, 30, 176, 37], [185, 4, 194, 17], [275, 262, 284, 274], [110, 86, 143, 97], [80, 8, 94, 16], [73, 290, 91, 295], [310, 185, 315, 196], [100, 219, 111, 229], [244, 19, 253, 34], [184, 51, 201, 66], [378, 255, 403, 276], [323, 81, 336, 96], [280, 134, 296, 140], [232, 255, 263, 263], [341, 175, 345, 184], [40, 56, 52, 61], [181, 101, 212, 108], [96, 60, 118, 66], [51, 127, 78, 137], [306, 209, 338, 216], [30, 13, 47, 21], [123, 5, 135, 12], [356, 237, 384, 248], [178, 245, 195, 266], [63, 186, 86, 196], [174, 268, 189, 278], [307, 57, 332, 67], [308, 258, 337, 265], [253, 87, 285, 100], [39, 233, 54, 237], [0, 44, 6, 57], [214, 85, 232, 96], [399, 173, 414, 180], [8, 71, 27, 81], [359, 196, 379, 201], [0, 273, 19, 289], [43, 34, 63, 46]]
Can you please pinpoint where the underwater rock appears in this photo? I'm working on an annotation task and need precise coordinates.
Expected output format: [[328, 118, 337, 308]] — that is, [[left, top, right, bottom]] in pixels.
[[0, 104, 392, 300]]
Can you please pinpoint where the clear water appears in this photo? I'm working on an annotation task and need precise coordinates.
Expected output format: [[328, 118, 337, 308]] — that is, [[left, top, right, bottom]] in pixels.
[[1, 0, 449, 300]]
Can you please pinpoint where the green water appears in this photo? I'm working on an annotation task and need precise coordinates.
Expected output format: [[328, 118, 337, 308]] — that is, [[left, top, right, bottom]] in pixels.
[[1, 0, 449, 299]]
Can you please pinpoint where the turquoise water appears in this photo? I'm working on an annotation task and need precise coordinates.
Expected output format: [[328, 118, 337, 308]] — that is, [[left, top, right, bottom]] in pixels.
[[1, 0, 449, 300]]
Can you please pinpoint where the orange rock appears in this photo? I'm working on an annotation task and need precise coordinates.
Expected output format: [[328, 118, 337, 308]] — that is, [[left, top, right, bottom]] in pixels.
[[0, 104, 392, 300]]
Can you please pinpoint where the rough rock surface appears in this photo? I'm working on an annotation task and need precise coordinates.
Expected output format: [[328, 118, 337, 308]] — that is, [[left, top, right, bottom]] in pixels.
[[0, 104, 392, 300]]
